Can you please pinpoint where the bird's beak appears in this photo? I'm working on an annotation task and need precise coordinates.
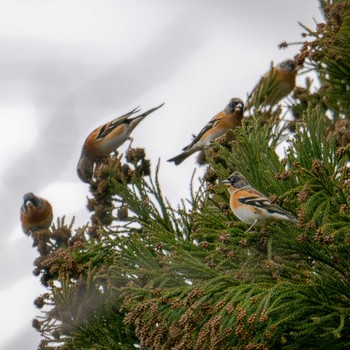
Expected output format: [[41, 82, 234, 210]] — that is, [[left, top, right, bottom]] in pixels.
[[235, 103, 243, 111], [220, 179, 231, 186], [26, 200, 34, 208]]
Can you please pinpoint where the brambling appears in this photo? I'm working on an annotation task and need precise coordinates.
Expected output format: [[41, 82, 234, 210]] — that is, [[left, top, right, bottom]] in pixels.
[[167, 98, 244, 165], [20, 192, 53, 235], [77, 103, 164, 183], [248, 59, 300, 107], [221, 171, 297, 232]]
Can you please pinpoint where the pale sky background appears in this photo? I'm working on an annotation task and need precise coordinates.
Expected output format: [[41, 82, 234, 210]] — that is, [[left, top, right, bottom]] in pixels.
[[0, 1, 323, 349]]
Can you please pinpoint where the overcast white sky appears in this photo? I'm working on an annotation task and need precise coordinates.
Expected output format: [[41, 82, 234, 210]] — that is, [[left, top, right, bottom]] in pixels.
[[0, 1, 322, 348]]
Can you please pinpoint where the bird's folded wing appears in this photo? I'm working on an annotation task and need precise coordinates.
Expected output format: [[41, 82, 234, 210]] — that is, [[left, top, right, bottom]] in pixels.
[[96, 107, 141, 141], [182, 118, 222, 151]]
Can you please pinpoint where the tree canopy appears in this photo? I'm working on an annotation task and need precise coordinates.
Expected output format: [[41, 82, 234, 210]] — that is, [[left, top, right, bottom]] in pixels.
[[28, 1, 350, 349]]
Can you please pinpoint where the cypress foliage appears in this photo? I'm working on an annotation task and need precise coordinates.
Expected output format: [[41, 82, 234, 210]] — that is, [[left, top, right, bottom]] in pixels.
[[28, 1, 350, 349]]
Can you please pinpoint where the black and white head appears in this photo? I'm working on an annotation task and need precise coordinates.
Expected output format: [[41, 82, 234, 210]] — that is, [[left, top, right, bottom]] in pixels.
[[76, 155, 94, 184], [221, 171, 250, 189], [277, 59, 296, 73], [225, 98, 244, 114], [22, 192, 43, 212]]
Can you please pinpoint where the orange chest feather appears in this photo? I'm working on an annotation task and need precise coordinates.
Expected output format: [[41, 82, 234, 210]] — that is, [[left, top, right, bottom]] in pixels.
[[230, 189, 261, 214], [21, 204, 52, 225]]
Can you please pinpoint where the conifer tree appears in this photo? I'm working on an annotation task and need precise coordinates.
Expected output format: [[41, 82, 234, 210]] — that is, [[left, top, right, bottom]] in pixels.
[[27, 1, 350, 349]]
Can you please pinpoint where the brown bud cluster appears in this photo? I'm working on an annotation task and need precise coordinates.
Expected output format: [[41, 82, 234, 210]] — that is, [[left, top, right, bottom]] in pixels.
[[297, 208, 307, 227], [227, 250, 237, 260], [247, 313, 257, 325], [275, 170, 291, 181], [311, 159, 323, 174], [297, 186, 310, 203], [297, 233, 307, 242], [126, 147, 146, 163], [259, 310, 268, 323], [278, 41, 288, 49], [292, 161, 301, 169], [226, 303, 235, 314], [117, 205, 129, 220], [239, 239, 248, 248], [314, 228, 325, 245], [218, 232, 231, 244], [315, 228, 335, 245], [32, 318, 41, 331], [120, 164, 133, 183], [199, 241, 210, 249], [203, 167, 218, 184], [250, 297, 257, 305], [328, 119, 350, 147], [34, 296, 45, 309], [305, 221, 315, 229], [336, 147, 347, 160], [339, 204, 347, 215]]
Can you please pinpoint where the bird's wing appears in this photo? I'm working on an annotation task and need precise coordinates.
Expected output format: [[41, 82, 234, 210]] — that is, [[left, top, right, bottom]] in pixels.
[[182, 118, 222, 151], [95, 107, 141, 141], [237, 188, 294, 218]]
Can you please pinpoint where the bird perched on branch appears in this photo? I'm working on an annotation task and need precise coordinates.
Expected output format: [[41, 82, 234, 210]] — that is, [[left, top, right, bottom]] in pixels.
[[221, 171, 297, 232], [77, 103, 164, 183], [20, 192, 53, 235], [167, 98, 244, 165], [247, 59, 300, 108]]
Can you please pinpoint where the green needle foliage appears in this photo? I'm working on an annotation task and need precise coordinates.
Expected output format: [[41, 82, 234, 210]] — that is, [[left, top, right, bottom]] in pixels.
[[27, 1, 350, 349]]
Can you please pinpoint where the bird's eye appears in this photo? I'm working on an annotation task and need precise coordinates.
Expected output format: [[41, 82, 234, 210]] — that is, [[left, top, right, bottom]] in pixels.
[[232, 173, 242, 183], [229, 175, 237, 184]]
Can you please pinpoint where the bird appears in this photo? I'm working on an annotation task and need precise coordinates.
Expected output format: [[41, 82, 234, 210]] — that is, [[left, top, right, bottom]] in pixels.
[[248, 59, 300, 108], [167, 98, 244, 165], [77, 103, 164, 183], [221, 171, 297, 232], [20, 192, 53, 235]]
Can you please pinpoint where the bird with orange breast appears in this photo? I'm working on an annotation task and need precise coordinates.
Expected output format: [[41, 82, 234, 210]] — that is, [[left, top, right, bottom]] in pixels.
[[221, 171, 297, 232], [20, 192, 53, 235], [248, 59, 300, 108], [77, 103, 164, 183], [167, 98, 244, 165]]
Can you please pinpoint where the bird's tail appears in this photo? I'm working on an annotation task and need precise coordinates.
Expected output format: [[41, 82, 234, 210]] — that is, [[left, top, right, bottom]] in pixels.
[[279, 209, 298, 224], [167, 148, 196, 165], [286, 213, 298, 224], [130, 103, 165, 125]]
